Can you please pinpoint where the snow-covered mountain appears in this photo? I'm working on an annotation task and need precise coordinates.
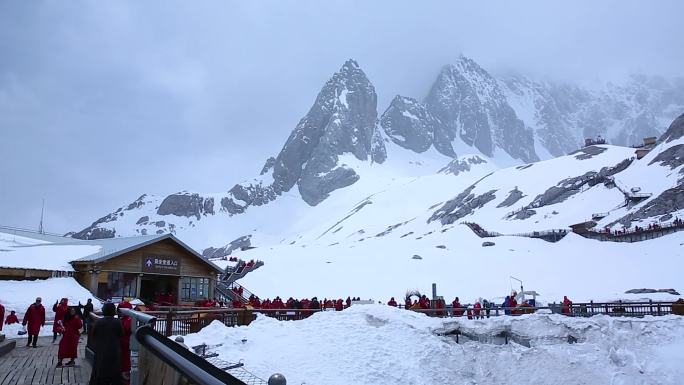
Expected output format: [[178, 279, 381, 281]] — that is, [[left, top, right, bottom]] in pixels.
[[70, 58, 684, 275]]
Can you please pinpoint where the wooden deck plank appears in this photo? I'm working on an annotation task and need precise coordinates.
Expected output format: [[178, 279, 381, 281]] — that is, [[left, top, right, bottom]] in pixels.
[[0, 337, 91, 385]]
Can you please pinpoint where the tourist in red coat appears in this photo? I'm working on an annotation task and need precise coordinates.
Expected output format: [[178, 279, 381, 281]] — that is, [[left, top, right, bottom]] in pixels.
[[118, 301, 133, 381], [57, 307, 82, 367], [5, 310, 19, 325], [562, 296, 573, 315], [452, 297, 463, 317], [52, 298, 68, 343], [473, 300, 482, 319], [435, 299, 445, 316], [0, 303, 4, 331], [23, 297, 45, 348], [387, 297, 398, 307]]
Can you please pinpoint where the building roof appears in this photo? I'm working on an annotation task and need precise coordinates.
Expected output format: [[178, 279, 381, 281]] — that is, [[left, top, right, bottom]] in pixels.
[[0, 227, 223, 273]]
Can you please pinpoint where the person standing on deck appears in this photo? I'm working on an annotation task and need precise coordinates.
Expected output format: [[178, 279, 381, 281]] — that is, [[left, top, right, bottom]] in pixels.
[[57, 306, 82, 367], [22, 297, 45, 348], [80, 299, 94, 334], [53, 298, 68, 343], [90, 302, 123, 385]]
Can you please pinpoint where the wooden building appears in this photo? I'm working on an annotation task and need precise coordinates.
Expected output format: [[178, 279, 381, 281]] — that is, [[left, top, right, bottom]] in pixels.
[[0, 227, 223, 306], [70, 235, 223, 305]]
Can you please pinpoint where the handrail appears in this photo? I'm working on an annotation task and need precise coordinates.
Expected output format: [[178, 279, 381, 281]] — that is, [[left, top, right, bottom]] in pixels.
[[120, 308, 157, 326], [135, 325, 246, 385]]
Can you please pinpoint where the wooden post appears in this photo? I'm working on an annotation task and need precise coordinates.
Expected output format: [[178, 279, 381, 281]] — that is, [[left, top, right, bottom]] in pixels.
[[135, 274, 142, 298]]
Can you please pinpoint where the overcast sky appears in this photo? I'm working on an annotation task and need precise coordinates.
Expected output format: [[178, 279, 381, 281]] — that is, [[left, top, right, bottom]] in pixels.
[[1, 0, 682, 234]]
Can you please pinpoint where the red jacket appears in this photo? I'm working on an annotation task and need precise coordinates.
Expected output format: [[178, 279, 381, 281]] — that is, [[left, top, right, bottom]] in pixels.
[[474, 302, 482, 316], [452, 301, 463, 316], [53, 303, 68, 333], [57, 316, 82, 359], [22, 303, 45, 335], [120, 316, 133, 372], [5, 313, 19, 325], [562, 298, 572, 315], [387, 299, 397, 307]]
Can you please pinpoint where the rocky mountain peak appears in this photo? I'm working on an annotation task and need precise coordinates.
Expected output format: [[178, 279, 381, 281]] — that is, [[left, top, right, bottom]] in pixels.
[[380, 95, 454, 156], [658, 112, 684, 143], [424, 56, 538, 162]]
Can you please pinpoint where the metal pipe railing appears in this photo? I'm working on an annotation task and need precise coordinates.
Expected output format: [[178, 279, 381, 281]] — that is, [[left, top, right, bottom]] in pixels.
[[119, 308, 157, 385], [135, 325, 247, 385]]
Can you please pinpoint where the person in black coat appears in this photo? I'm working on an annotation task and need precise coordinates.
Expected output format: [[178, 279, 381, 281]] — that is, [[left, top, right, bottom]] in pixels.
[[89, 303, 123, 385], [80, 299, 95, 334]]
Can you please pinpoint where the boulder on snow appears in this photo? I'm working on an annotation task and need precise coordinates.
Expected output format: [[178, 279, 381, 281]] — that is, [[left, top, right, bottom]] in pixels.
[[412, 255, 422, 260], [482, 241, 495, 247]]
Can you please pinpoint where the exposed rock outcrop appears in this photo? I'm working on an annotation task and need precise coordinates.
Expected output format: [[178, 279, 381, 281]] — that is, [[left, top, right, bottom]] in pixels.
[[157, 193, 215, 220]]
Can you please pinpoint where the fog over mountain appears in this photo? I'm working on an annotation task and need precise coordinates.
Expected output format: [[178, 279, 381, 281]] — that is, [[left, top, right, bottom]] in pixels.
[[1, 0, 683, 233]]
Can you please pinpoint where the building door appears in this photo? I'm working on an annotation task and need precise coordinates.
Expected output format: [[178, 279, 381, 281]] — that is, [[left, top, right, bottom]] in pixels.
[[140, 275, 178, 304]]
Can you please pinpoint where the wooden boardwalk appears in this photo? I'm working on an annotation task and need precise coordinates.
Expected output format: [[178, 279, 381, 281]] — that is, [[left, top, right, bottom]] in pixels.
[[0, 337, 91, 385]]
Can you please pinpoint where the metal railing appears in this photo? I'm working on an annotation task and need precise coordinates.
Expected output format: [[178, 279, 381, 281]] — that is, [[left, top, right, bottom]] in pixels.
[[142, 301, 680, 337], [397, 300, 676, 318], [135, 325, 246, 385]]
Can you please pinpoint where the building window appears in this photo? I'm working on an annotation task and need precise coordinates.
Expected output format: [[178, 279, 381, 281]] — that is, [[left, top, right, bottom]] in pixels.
[[97, 272, 138, 300], [181, 277, 209, 301]]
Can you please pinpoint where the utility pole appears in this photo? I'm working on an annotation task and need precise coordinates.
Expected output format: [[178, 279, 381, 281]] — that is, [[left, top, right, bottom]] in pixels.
[[38, 199, 45, 234]]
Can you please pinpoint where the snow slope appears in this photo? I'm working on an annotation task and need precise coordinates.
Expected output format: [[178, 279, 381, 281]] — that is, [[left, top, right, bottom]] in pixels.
[[237, 226, 684, 305], [181, 305, 684, 385]]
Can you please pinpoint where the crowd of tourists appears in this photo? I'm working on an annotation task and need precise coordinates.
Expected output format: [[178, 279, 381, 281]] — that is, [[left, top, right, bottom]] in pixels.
[[0, 297, 133, 383]]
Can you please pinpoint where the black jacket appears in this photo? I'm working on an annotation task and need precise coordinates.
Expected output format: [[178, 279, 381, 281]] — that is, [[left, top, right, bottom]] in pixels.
[[90, 316, 123, 384]]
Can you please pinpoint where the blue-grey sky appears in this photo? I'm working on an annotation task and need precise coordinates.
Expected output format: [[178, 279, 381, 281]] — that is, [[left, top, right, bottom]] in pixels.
[[1, 0, 682, 233]]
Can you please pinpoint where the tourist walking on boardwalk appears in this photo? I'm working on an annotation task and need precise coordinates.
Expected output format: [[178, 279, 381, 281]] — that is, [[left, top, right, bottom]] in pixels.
[[53, 298, 68, 343], [90, 302, 123, 385], [57, 306, 82, 367], [22, 297, 45, 348], [80, 299, 94, 334]]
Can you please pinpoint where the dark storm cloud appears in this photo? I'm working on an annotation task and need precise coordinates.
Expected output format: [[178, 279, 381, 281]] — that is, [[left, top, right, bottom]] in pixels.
[[1, 0, 681, 233]]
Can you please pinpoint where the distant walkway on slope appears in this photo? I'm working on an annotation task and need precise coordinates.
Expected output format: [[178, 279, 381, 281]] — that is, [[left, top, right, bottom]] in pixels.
[[463, 219, 684, 244], [579, 220, 684, 243], [462, 222, 568, 243]]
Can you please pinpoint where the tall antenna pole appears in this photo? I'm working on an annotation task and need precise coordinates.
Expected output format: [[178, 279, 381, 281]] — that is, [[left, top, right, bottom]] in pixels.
[[39, 199, 45, 234]]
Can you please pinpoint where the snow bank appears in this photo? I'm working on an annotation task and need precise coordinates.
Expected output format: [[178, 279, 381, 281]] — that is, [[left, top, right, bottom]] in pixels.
[[181, 305, 684, 385], [0, 277, 101, 320]]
